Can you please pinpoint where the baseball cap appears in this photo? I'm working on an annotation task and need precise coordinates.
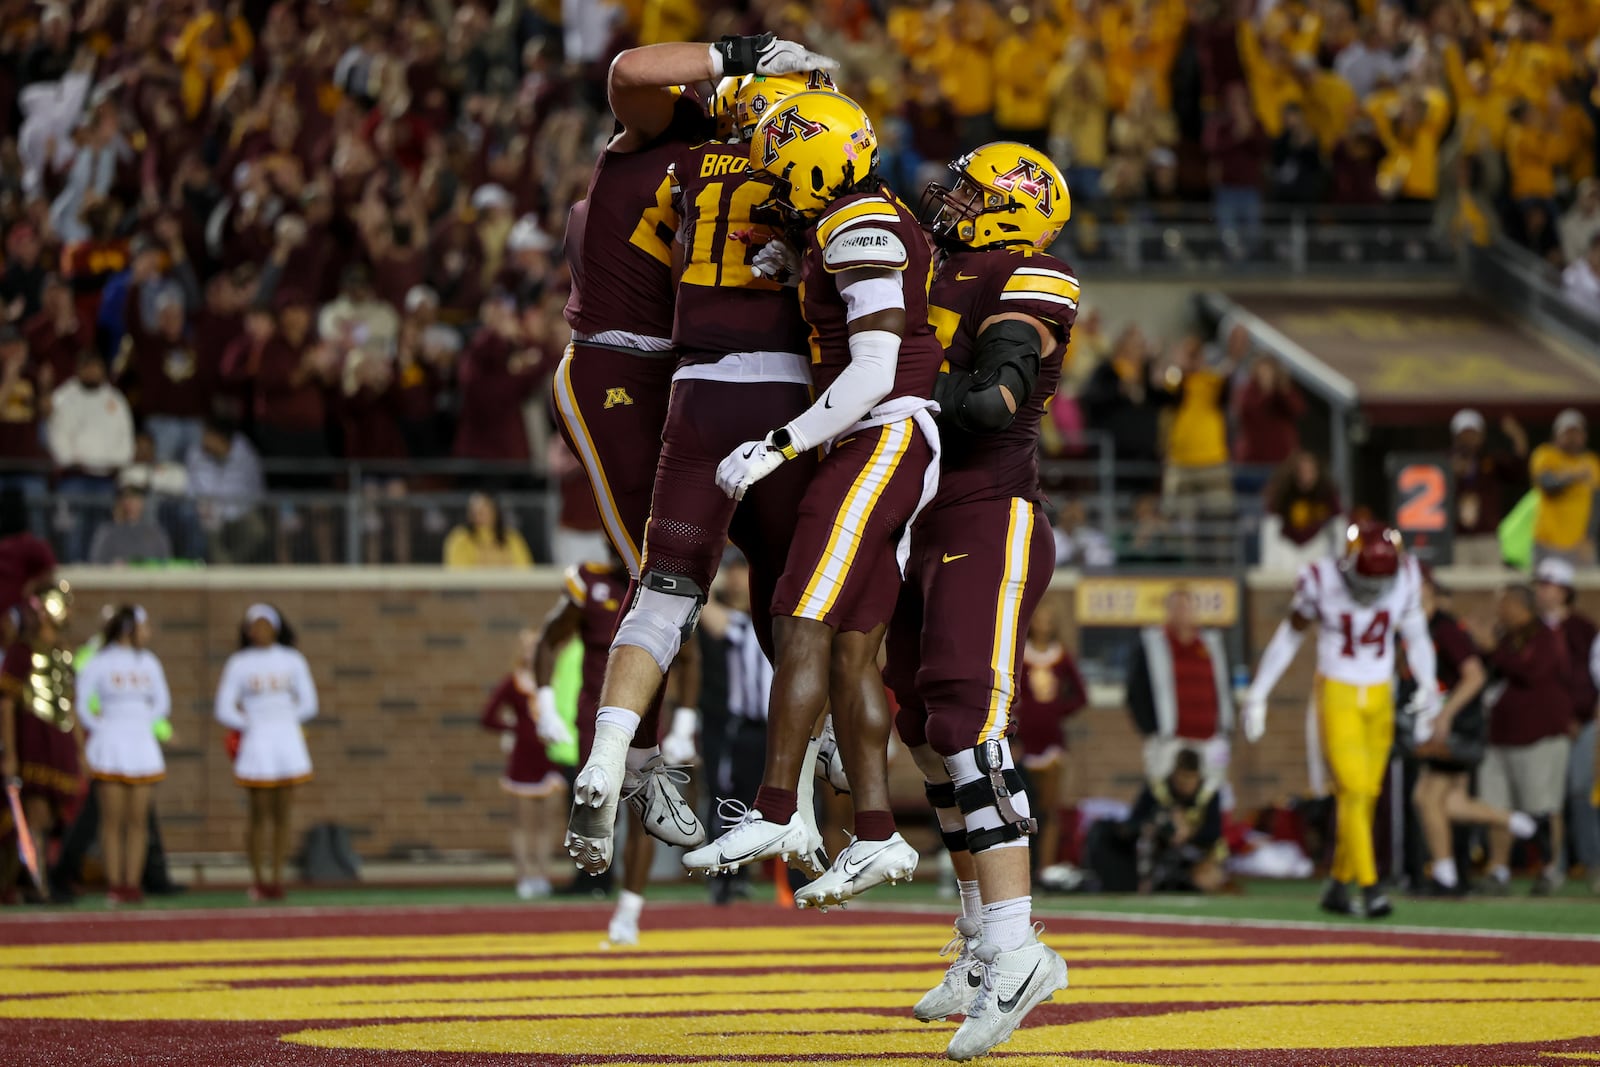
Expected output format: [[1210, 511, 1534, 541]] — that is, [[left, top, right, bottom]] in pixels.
[[1450, 409, 1485, 435], [1555, 409, 1587, 434], [1535, 557, 1576, 588], [471, 183, 514, 213]]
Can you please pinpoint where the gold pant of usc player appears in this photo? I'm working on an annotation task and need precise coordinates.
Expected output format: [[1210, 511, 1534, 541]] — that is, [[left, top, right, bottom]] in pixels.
[[1317, 676, 1396, 888]]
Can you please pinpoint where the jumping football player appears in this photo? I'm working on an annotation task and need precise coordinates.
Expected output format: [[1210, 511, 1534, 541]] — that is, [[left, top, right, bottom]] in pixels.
[[563, 37, 839, 875], [1242, 519, 1440, 918], [535, 554, 698, 945], [684, 90, 943, 906], [557, 34, 832, 869], [886, 142, 1076, 1060]]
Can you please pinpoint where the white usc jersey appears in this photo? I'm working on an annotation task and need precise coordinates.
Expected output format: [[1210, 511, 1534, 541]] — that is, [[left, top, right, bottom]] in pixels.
[[1289, 554, 1424, 687]]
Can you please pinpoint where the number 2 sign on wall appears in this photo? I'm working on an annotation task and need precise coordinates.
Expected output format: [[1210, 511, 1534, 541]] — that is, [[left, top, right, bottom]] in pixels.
[[1387, 453, 1454, 566]]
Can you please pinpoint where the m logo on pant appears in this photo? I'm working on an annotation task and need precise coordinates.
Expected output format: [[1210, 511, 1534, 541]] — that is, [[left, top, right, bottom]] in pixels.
[[604, 388, 634, 409]]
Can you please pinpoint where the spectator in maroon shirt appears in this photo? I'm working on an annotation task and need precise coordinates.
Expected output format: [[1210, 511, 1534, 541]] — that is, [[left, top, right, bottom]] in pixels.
[[1532, 558, 1600, 887], [427, 207, 487, 323], [22, 274, 91, 392], [1479, 584, 1575, 895], [1262, 451, 1342, 569], [224, 298, 337, 473], [1126, 587, 1236, 793], [393, 293, 455, 460], [453, 292, 545, 475], [0, 327, 50, 501], [122, 284, 211, 462], [1203, 83, 1268, 255], [1329, 113, 1384, 205], [1448, 409, 1529, 567], [1233, 352, 1305, 468]]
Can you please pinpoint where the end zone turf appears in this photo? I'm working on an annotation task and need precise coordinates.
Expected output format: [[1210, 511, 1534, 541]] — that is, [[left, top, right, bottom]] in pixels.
[[2, 901, 1598, 1066]]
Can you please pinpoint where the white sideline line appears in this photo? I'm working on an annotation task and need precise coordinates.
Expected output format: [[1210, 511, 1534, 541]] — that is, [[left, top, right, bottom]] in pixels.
[[851, 900, 1600, 943]]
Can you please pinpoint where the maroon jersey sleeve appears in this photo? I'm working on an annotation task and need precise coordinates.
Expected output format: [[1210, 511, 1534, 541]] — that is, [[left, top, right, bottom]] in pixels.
[[797, 188, 942, 401], [668, 143, 809, 361], [480, 675, 517, 732], [924, 249, 1078, 506]]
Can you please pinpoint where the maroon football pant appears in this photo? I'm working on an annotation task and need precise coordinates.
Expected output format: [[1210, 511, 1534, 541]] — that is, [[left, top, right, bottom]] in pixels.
[[886, 496, 1056, 757], [641, 377, 816, 659]]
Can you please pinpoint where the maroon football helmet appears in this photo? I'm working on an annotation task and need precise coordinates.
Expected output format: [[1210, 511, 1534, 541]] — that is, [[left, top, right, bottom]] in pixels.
[[1339, 519, 1403, 604]]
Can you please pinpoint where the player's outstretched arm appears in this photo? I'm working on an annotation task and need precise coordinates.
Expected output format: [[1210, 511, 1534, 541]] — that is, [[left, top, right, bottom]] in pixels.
[[608, 35, 837, 153]]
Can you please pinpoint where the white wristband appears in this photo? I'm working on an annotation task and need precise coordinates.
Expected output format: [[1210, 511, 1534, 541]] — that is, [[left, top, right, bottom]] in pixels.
[[707, 44, 724, 79], [536, 686, 558, 722], [670, 707, 699, 733]]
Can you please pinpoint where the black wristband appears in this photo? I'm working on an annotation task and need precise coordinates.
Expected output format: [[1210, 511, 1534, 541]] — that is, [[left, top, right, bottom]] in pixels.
[[714, 33, 774, 77], [770, 427, 798, 460]]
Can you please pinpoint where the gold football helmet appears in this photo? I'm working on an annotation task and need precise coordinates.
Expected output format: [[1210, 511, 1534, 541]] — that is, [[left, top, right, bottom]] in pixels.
[[749, 90, 878, 218], [731, 70, 837, 142], [709, 76, 741, 139], [922, 141, 1071, 249]]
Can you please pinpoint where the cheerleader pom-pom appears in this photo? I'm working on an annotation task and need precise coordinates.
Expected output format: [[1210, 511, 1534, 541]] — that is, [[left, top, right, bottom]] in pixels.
[[152, 720, 173, 743]]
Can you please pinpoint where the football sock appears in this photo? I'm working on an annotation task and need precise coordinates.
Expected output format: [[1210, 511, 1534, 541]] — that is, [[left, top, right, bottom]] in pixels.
[[614, 889, 644, 923], [980, 895, 1032, 954], [1431, 859, 1458, 888], [754, 786, 797, 823], [1508, 811, 1537, 839], [1490, 864, 1510, 885], [853, 810, 896, 841], [625, 745, 658, 774], [596, 706, 641, 736], [958, 879, 983, 924]]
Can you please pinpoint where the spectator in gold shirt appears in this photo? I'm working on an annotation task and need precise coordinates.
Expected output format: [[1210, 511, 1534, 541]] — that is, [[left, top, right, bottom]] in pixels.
[[1049, 40, 1109, 203], [1162, 336, 1240, 541], [992, 10, 1060, 150], [1370, 85, 1452, 202], [1530, 410, 1600, 565]]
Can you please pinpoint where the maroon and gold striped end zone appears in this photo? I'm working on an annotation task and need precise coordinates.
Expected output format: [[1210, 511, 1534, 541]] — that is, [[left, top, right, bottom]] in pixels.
[[1, 904, 1597, 1066]]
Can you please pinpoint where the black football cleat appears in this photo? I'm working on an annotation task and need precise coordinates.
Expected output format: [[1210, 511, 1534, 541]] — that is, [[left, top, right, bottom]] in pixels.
[[1362, 885, 1394, 919], [1319, 879, 1359, 917]]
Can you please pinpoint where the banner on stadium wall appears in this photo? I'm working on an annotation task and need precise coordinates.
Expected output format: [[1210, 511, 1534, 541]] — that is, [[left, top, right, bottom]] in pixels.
[[1074, 576, 1239, 627]]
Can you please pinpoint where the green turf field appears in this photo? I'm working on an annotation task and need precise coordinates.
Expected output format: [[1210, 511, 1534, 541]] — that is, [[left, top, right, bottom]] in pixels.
[[50, 877, 1600, 935]]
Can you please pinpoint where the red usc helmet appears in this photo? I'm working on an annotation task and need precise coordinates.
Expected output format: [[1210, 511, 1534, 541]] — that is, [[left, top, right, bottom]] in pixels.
[[1339, 519, 1403, 604]]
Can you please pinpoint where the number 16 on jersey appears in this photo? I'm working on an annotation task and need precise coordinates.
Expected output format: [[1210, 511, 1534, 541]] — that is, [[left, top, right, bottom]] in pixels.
[[1387, 453, 1454, 566]]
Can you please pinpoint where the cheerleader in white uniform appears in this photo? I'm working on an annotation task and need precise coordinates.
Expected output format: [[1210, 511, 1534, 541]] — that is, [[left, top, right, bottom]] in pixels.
[[214, 604, 318, 900], [76, 605, 170, 905]]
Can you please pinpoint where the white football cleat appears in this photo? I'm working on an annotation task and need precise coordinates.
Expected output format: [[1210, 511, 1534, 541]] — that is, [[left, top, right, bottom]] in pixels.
[[813, 716, 850, 794], [515, 877, 551, 901], [622, 755, 705, 847], [794, 832, 918, 909], [913, 917, 983, 1022], [683, 802, 820, 876], [945, 927, 1069, 1061], [565, 724, 629, 874], [605, 914, 640, 947]]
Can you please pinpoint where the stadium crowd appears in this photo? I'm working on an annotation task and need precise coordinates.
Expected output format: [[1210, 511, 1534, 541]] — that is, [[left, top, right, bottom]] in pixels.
[[0, 0, 1597, 564]]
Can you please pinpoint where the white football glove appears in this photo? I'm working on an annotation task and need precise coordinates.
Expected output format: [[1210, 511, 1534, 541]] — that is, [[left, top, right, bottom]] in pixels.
[[534, 685, 572, 747], [716, 432, 789, 499], [751, 238, 800, 286], [754, 38, 838, 75], [1407, 689, 1443, 744], [1240, 693, 1267, 743], [661, 707, 699, 765]]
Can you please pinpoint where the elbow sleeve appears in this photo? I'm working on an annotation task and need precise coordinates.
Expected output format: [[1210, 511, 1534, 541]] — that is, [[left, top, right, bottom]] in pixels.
[[936, 318, 1043, 435]]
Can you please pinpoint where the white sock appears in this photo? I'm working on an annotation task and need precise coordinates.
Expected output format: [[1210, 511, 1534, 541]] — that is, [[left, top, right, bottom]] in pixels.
[[614, 888, 644, 923], [957, 879, 983, 924], [1508, 811, 1537, 840], [1491, 864, 1510, 885], [625, 745, 659, 774], [1431, 858, 1458, 888], [596, 706, 642, 737], [979, 895, 1032, 954]]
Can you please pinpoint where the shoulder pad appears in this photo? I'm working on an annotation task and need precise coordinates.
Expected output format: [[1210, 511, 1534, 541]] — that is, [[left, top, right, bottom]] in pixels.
[[822, 225, 909, 272], [999, 263, 1081, 314]]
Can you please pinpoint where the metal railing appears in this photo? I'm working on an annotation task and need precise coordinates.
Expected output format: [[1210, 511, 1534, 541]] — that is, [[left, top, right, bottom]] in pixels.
[[1467, 239, 1600, 360], [1055, 204, 1461, 278]]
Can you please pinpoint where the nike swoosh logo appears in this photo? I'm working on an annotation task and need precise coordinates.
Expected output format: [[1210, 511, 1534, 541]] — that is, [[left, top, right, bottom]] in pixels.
[[996, 963, 1040, 1013], [941, 553, 969, 563], [837, 437, 856, 447], [743, 445, 759, 459], [824, 393, 834, 409], [966, 970, 984, 989], [955, 272, 980, 281]]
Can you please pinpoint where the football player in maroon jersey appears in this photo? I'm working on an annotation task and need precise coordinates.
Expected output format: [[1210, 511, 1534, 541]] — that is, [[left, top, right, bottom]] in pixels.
[[562, 35, 838, 877], [880, 142, 1078, 1059]]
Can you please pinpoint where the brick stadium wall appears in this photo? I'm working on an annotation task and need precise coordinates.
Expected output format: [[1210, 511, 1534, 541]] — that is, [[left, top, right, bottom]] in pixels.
[[56, 567, 1526, 858]]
